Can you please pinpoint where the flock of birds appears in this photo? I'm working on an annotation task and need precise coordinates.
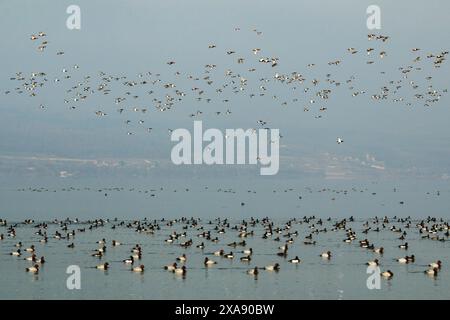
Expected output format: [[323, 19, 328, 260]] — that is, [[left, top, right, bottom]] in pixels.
[[14, 185, 442, 205], [1, 28, 449, 295], [2, 28, 448, 143], [1, 215, 447, 280]]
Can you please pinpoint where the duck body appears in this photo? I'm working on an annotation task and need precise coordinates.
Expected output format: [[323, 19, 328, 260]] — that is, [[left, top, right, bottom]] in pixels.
[[132, 265, 145, 273], [26, 264, 39, 273], [289, 256, 301, 264], [264, 263, 280, 271]]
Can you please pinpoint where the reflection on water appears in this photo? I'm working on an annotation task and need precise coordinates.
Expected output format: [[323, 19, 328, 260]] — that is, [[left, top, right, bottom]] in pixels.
[[0, 217, 449, 299]]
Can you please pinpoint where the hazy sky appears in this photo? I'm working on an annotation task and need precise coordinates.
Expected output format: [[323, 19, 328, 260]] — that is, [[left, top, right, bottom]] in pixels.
[[0, 0, 449, 218]]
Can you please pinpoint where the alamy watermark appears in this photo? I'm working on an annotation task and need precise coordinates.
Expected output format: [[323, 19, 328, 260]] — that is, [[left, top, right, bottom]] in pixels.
[[366, 266, 381, 290], [66, 5, 81, 30], [66, 265, 81, 290], [366, 5, 381, 30], [170, 121, 279, 175]]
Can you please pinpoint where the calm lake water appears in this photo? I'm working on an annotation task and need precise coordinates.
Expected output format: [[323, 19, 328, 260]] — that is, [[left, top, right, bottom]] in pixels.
[[0, 218, 449, 299]]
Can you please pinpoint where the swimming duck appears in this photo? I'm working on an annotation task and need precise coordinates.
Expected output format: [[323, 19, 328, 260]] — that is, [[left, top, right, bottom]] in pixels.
[[397, 257, 408, 264], [25, 245, 35, 253], [277, 245, 288, 256], [176, 254, 187, 262], [373, 247, 384, 254], [132, 265, 144, 273], [112, 240, 121, 246], [424, 267, 438, 277], [196, 242, 205, 249], [288, 256, 301, 264], [24, 254, 37, 262], [240, 255, 252, 262], [398, 243, 408, 249], [264, 263, 280, 271], [320, 251, 331, 259], [204, 257, 217, 266], [123, 256, 134, 264], [247, 267, 259, 275], [381, 270, 394, 278], [173, 266, 187, 275], [91, 251, 103, 258], [96, 262, 109, 270], [164, 262, 178, 271], [10, 249, 21, 256], [367, 259, 379, 266], [98, 245, 107, 253], [242, 248, 253, 255], [131, 252, 142, 260], [429, 260, 442, 269], [214, 249, 224, 256], [224, 251, 234, 259], [26, 264, 39, 273]]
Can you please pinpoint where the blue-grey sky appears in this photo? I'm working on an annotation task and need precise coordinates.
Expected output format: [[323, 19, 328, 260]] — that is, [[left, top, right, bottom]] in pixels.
[[0, 0, 449, 218]]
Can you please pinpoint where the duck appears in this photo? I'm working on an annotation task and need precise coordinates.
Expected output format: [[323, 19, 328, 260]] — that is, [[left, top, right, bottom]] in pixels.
[[196, 242, 205, 249], [398, 243, 408, 249], [92, 251, 103, 258], [381, 270, 394, 278], [288, 256, 301, 264], [224, 252, 234, 259], [123, 256, 134, 264], [367, 259, 379, 266], [67, 243, 75, 248], [26, 264, 39, 273], [242, 248, 253, 255], [164, 262, 178, 271], [96, 262, 109, 270], [264, 263, 280, 271], [429, 260, 442, 269], [240, 255, 251, 262], [277, 246, 288, 257], [25, 245, 35, 253], [320, 251, 331, 259], [214, 249, 224, 256], [98, 245, 107, 253], [173, 266, 187, 275], [424, 267, 438, 277], [131, 252, 142, 260], [10, 249, 21, 256], [373, 247, 384, 254], [204, 257, 217, 266], [397, 256, 408, 264], [132, 265, 144, 273], [247, 267, 259, 275], [24, 254, 37, 262], [176, 254, 187, 262], [112, 240, 121, 246]]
